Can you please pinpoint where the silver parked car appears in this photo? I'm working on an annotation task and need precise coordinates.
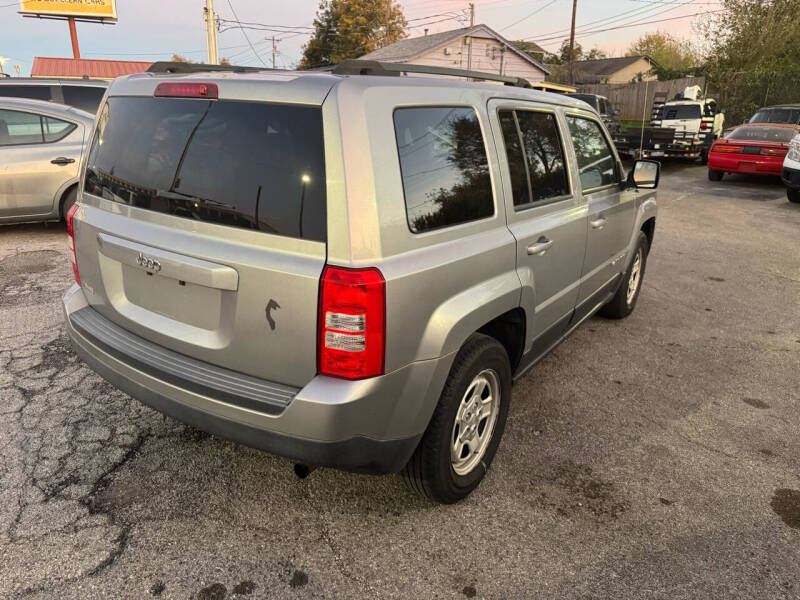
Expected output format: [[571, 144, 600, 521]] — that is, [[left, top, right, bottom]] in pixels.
[[63, 61, 659, 503], [0, 98, 95, 224]]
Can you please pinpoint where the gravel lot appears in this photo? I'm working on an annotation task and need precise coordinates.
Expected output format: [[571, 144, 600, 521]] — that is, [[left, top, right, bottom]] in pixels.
[[1, 162, 799, 600]]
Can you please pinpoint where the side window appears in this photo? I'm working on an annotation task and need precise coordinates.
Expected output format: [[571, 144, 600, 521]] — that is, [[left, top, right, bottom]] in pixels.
[[0, 85, 51, 102], [394, 106, 494, 233], [498, 111, 531, 206], [565, 116, 618, 191], [42, 116, 76, 142], [499, 109, 570, 208], [0, 109, 44, 146], [62, 86, 106, 113]]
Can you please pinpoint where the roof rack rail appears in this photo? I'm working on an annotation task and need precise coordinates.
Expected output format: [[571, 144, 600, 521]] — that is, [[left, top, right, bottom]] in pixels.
[[329, 59, 532, 89], [147, 61, 266, 74]]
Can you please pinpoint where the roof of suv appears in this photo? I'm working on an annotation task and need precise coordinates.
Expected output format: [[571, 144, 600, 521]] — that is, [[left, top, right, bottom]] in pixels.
[[111, 68, 593, 111]]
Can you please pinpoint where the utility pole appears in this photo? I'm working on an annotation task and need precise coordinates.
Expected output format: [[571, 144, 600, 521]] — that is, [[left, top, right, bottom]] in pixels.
[[204, 0, 219, 65], [271, 36, 277, 69], [568, 0, 577, 84], [469, 2, 475, 26]]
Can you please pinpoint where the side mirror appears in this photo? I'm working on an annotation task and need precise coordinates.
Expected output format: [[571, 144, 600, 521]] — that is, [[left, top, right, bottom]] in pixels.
[[613, 108, 621, 116], [627, 159, 660, 189]]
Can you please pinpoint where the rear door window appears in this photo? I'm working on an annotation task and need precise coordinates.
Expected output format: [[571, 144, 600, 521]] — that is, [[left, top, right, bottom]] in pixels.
[[394, 106, 494, 233], [0, 85, 52, 102], [565, 115, 618, 190], [499, 109, 569, 208], [85, 96, 327, 242], [62, 86, 106, 113], [0, 109, 43, 145]]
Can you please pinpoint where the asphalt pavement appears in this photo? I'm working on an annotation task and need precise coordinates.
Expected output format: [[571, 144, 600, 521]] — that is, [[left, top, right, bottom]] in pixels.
[[1, 163, 799, 599]]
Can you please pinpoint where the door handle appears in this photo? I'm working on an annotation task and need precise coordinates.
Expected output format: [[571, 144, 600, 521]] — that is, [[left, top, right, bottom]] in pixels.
[[51, 157, 75, 165], [590, 216, 607, 230], [527, 238, 553, 256]]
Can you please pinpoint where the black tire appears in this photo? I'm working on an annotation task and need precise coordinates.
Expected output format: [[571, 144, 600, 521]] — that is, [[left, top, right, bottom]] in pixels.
[[402, 334, 511, 504], [788, 188, 800, 203], [708, 169, 724, 182], [60, 186, 78, 221], [599, 231, 649, 319]]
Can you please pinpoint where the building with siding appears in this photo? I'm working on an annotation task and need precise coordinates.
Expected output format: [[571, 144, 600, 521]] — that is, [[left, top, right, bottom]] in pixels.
[[549, 56, 657, 85], [359, 25, 550, 83]]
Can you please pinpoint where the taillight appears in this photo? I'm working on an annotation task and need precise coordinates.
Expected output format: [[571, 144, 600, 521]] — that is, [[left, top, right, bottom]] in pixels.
[[318, 266, 385, 380], [711, 144, 739, 154], [66, 203, 81, 285], [154, 82, 218, 99], [761, 147, 787, 157], [700, 122, 708, 131]]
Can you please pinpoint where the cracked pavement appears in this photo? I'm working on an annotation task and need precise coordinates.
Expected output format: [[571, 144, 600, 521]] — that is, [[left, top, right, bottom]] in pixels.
[[1, 162, 799, 599]]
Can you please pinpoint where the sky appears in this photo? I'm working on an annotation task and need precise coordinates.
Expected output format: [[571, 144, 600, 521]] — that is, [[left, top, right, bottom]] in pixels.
[[0, 0, 718, 76]]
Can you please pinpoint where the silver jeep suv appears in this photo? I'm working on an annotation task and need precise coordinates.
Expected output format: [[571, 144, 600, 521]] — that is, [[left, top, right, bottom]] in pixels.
[[63, 61, 658, 503]]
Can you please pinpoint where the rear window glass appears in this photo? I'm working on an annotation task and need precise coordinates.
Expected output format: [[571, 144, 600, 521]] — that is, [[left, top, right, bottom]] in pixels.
[[657, 105, 701, 120], [0, 85, 51, 102], [85, 97, 326, 242], [749, 108, 800, 124], [571, 95, 599, 110], [62, 86, 106, 113], [727, 126, 798, 143], [394, 107, 494, 233]]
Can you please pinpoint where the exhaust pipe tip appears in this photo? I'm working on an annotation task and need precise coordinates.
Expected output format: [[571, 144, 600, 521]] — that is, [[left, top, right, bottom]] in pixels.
[[293, 463, 317, 479]]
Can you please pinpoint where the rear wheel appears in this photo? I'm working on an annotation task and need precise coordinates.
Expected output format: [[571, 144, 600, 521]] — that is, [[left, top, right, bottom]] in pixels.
[[402, 334, 511, 504], [708, 169, 724, 182], [788, 188, 800, 203], [600, 231, 649, 319], [60, 186, 78, 221]]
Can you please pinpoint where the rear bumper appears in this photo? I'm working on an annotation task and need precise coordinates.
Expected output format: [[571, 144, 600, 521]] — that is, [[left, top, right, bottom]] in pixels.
[[782, 165, 800, 190], [708, 154, 784, 175], [63, 284, 454, 474]]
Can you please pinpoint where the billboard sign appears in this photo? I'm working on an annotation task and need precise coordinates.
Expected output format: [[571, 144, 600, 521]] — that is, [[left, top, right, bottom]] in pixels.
[[19, 0, 117, 21]]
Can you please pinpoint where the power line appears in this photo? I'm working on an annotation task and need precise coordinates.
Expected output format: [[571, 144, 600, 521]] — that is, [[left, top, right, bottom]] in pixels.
[[224, 0, 267, 66], [498, 0, 557, 32], [530, 9, 723, 44]]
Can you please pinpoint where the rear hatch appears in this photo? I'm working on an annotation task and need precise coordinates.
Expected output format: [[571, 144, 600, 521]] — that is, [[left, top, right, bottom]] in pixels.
[[74, 73, 333, 388]]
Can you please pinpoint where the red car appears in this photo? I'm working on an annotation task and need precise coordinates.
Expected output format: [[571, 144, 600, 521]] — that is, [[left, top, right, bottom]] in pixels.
[[708, 123, 800, 181]]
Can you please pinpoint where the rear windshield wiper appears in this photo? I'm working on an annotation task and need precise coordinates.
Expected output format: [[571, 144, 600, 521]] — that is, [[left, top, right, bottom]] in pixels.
[[156, 189, 235, 210]]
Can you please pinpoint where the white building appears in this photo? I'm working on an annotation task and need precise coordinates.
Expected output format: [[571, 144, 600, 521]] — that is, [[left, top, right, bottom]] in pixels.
[[360, 24, 550, 83]]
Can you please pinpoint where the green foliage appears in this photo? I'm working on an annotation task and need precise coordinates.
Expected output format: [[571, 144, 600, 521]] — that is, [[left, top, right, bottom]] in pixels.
[[299, 0, 407, 69], [512, 40, 545, 62], [546, 39, 607, 65], [700, 0, 800, 123], [626, 31, 699, 80]]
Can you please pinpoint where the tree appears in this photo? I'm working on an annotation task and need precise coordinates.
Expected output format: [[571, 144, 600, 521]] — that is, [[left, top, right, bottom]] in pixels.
[[699, 0, 800, 123], [512, 40, 545, 62], [546, 39, 607, 64], [626, 31, 699, 79], [171, 53, 231, 66], [300, 0, 407, 69]]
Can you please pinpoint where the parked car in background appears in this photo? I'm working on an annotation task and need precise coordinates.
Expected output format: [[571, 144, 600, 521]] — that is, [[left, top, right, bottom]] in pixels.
[[569, 93, 620, 136], [62, 61, 659, 504], [0, 78, 107, 114], [749, 104, 800, 125], [0, 97, 94, 223], [782, 132, 800, 203], [707, 123, 800, 181]]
